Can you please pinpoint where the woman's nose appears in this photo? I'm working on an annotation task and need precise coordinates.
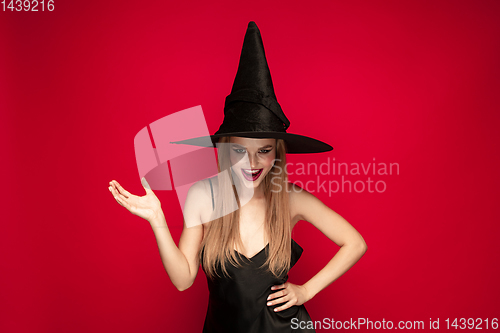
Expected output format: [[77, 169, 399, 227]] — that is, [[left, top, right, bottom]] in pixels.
[[247, 154, 258, 168]]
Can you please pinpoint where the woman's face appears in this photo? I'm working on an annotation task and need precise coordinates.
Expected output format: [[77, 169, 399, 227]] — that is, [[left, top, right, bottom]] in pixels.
[[229, 137, 277, 189]]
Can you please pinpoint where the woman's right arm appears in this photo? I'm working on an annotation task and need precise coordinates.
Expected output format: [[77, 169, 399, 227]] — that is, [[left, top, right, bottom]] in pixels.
[[109, 178, 207, 291], [149, 210, 203, 291]]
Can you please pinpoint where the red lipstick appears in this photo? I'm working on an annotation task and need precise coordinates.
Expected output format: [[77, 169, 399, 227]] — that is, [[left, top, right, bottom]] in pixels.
[[241, 168, 263, 181]]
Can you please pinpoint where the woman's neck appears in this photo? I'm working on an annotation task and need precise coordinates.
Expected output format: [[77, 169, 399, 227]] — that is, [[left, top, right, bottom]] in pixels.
[[234, 180, 265, 204]]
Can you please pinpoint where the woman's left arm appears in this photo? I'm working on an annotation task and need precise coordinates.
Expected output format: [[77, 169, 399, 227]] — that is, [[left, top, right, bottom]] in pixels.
[[268, 184, 367, 312]]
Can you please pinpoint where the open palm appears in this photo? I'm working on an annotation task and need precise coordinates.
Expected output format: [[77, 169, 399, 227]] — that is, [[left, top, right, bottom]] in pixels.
[[108, 177, 162, 222]]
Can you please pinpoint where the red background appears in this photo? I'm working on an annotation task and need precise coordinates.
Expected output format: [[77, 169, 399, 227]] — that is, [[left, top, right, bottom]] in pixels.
[[2, 0, 499, 332]]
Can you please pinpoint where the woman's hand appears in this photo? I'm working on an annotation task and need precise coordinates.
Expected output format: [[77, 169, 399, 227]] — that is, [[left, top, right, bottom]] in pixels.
[[108, 177, 162, 223], [267, 282, 312, 312]]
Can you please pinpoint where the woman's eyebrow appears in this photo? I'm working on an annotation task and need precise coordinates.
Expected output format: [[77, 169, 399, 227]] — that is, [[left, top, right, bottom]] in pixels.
[[230, 144, 273, 149]]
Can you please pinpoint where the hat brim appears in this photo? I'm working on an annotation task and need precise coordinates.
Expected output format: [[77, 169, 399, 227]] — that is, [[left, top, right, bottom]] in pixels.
[[171, 132, 333, 154]]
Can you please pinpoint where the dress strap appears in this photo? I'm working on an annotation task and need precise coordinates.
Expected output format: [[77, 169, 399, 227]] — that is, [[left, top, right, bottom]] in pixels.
[[208, 178, 215, 211]]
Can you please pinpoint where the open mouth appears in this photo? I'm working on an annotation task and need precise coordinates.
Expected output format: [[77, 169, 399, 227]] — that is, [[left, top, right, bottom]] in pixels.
[[241, 168, 263, 181]]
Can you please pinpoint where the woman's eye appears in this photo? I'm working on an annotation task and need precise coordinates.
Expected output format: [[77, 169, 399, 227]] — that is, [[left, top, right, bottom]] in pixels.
[[232, 148, 272, 154], [233, 149, 246, 154]]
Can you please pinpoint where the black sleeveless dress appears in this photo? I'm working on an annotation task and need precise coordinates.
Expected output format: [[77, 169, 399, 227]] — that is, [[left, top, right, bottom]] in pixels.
[[201, 239, 315, 332], [201, 178, 315, 332]]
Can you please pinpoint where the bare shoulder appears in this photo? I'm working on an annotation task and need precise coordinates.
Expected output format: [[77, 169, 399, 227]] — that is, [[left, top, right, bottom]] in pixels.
[[286, 181, 366, 249], [185, 179, 209, 207], [178, 177, 217, 262], [287, 181, 328, 223], [184, 177, 216, 226], [287, 182, 312, 228]]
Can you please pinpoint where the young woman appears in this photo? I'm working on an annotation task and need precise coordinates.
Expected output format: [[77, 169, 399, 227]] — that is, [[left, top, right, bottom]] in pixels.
[[108, 135, 366, 332], [108, 21, 367, 332]]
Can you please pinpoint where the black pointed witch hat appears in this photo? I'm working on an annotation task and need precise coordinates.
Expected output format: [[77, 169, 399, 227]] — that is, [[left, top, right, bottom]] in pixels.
[[172, 21, 332, 154]]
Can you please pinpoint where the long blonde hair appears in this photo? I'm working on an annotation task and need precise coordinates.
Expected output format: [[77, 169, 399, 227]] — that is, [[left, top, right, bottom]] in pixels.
[[200, 136, 292, 280]]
